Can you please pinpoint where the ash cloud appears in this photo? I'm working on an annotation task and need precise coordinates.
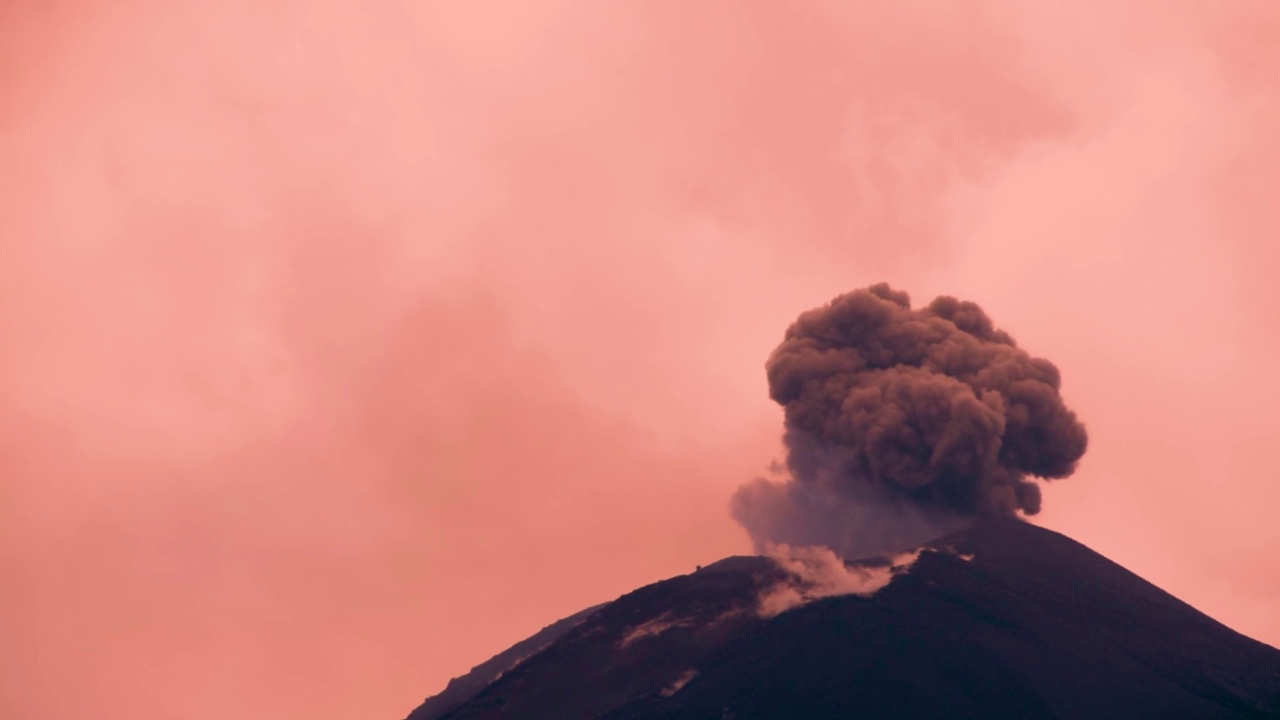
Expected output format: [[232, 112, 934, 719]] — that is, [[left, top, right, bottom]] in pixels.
[[732, 283, 1088, 558]]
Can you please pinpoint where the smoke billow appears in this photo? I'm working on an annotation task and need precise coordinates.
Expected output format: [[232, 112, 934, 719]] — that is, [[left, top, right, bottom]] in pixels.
[[732, 283, 1088, 558]]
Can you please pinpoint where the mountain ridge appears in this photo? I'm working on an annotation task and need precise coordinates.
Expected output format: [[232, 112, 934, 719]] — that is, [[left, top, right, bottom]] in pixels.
[[405, 518, 1280, 720]]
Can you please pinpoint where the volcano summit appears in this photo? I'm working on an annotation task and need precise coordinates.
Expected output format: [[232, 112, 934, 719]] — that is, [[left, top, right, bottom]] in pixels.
[[402, 287, 1279, 719], [405, 519, 1280, 720]]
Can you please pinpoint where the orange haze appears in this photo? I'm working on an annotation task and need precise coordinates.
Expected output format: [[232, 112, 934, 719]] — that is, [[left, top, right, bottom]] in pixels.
[[2, 2, 1277, 719]]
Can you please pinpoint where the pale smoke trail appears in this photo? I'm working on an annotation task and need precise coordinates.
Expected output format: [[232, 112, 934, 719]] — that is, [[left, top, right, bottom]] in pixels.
[[757, 544, 925, 618]]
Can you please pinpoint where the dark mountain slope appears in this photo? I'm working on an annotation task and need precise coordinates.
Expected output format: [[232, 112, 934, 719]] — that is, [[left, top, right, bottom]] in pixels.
[[405, 518, 1280, 720], [409, 603, 607, 720]]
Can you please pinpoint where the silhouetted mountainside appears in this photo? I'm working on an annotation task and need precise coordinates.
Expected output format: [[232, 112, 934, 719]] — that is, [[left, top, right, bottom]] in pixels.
[[409, 603, 608, 720], [405, 518, 1280, 720]]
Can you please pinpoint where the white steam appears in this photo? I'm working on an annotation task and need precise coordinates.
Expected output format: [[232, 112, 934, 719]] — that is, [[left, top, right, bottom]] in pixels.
[[757, 544, 926, 618]]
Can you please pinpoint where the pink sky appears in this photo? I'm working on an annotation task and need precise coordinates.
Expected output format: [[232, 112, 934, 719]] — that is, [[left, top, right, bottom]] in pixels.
[[2, 2, 1277, 718]]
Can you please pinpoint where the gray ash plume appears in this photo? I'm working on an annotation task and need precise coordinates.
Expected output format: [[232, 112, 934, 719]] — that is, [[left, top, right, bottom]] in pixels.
[[731, 283, 1088, 558]]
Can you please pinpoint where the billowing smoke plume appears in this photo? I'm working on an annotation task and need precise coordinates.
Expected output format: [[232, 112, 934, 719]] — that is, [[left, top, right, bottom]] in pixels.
[[732, 283, 1088, 558]]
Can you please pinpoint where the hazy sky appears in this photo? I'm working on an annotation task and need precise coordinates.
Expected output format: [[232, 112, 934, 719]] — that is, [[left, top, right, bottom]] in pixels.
[[2, 2, 1277, 719]]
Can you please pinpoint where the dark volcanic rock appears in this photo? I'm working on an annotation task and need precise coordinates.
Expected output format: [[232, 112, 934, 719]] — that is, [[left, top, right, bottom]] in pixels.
[[404, 519, 1280, 720], [407, 604, 607, 720]]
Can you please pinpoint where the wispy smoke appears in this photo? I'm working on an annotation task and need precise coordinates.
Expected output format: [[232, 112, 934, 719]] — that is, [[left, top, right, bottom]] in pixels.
[[732, 283, 1088, 558], [756, 544, 924, 618]]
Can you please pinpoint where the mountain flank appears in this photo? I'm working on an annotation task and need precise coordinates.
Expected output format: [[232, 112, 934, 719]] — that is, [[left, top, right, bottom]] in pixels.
[[406, 518, 1280, 720]]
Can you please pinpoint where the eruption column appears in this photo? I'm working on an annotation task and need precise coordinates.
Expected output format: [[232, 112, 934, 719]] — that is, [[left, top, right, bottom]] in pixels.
[[732, 283, 1088, 558]]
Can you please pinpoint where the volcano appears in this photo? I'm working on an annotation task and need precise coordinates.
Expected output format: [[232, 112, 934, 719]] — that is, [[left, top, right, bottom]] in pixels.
[[404, 519, 1280, 720]]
